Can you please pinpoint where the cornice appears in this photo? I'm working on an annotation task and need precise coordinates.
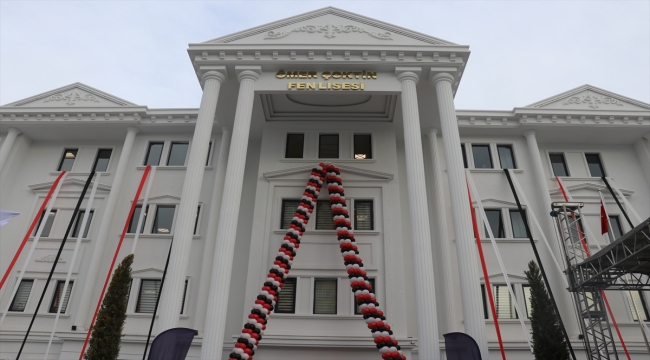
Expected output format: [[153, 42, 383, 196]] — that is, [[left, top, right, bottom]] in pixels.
[[456, 108, 649, 128]]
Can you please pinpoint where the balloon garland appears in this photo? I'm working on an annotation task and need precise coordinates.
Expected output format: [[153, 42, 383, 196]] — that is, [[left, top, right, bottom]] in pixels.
[[228, 164, 404, 360], [228, 165, 326, 360], [324, 164, 405, 360]]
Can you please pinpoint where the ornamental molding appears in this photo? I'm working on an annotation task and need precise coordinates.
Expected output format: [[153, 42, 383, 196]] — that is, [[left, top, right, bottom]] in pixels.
[[44, 91, 100, 106], [35, 255, 66, 263], [562, 91, 624, 109], [264, 21, 392, 41]]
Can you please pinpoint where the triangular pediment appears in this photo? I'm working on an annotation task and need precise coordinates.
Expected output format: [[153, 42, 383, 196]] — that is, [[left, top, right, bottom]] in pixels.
[[264, 164, 393, 182], [549, 183, 634, 198], [480, 273, 528, 282], [145, 195, 182, 203], [29, 178, 111, 192], [131, 268, 164, 278], [3, 83, 138, 108], [474, 198, 521, 208], [526, 85, 650, 111], [204, 7, 455, 46]]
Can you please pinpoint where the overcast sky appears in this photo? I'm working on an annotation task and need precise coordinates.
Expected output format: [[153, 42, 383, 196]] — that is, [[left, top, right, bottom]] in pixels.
[[1, 1, 648, 110]]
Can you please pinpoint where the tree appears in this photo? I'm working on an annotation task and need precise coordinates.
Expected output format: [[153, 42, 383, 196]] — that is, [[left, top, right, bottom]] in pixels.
[[524, 260, 571, 360], [85, 254, 134, 360]]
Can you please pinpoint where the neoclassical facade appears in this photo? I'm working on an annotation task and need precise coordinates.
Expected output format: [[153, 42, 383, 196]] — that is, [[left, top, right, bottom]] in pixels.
[[0, 7, 649, 360]]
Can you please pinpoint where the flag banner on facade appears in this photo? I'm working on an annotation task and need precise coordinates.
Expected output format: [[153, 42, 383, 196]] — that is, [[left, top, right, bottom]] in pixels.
[[147, 328, 197, 360], [0, 210, 19, 228], [443, 332, 482, 360], [601, 198, 609, 235]]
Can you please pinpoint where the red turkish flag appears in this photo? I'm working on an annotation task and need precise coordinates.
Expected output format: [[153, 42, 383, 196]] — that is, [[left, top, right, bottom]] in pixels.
[[600, 200, 609, 235]]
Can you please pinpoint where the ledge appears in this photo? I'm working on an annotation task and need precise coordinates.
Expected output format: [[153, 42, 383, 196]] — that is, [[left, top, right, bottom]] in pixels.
[[50, 171, 110, 176], [273, 230, 380, 235], [468, 169, 523, 173], [3, 312, 71, 318], [280, 159, 377, 164], [29, 236, 91, 243], [121, 234, 200, 240], [479, 238, 538, 243], [135, 166, 213, 170]]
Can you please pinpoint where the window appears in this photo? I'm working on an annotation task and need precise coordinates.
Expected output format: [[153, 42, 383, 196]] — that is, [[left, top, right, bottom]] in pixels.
[[167, 142, 189, 166], [354, 200, 374, 230], [136, 279, 161, 313], [585, 153, 605, 177], [481, 284, 489, 319], [180, 279, 189, 314], [627, 291, 649, 321], [144, 142, 164, 166], [509, 210, 527, 238], [484, 210, 505, 238], [71, 210, 94, 238], [275, 278, 297, 314], [316, 200, 335, 230], [355, 278, 376, 314], [354, 134, 372, 160], [482, 284, 517, 319], [549, 153, 569, 176], [193, 206, 201, 235], [152, 205, 175, 234], [285, 134, 304, 158], [128, 205, 148, 233], [523, 285, 533, 318], [497, 145, 516, 169], [461, 144, 468, 169], [569, 215, 586, 244], [319, 134, 339, 159], [57, 149, 78, 171], [472, 145, 493, 169], [313, 278, 337, 314], [281, 200, 300, 229], [93, 149, 112, 172], [608, 216, 624, 243], [49, 281, 73, 313], [35, 210, 57, 237], [9, 280, 34, 312]]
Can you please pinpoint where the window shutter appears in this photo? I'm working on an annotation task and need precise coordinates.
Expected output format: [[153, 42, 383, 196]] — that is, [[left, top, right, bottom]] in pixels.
[[316, 201, 334, 230], [319, 134, 339, 159], [9, 280, 34, 312], [313, 278, 337, 314], [281, 200, 300, 229], [136, 279, 161, 313], [627, 290, 649, 321], [354, 200, 373, 230], [49, 281, 73, 313], [523, 285, 532, 319], [275, 278, 297, 314], [494, 285, 517, 319]]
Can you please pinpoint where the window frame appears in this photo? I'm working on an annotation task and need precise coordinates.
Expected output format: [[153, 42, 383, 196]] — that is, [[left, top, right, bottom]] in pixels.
[[471, 144, 494, 169], [285, 133, 305, 159], [353, 199, 374, 230], [34, 209, 57, 238], [151, 205, 177, 235], [92, 148, 114, 173], [549, 152, 570, 177], [584, 153, 606, 177], [461, 144, 468, 169], [483, 209, 505, 238], [496, 144, 517, 170], [481, 283, 522, 320], [315, 200, 335, 230], [9, 279, 34, 312], [127, 204, 178, 236], [166, 141, 190, 166], [313, 277, 338, 315], [275, 277, 297, 314], [626, 290, 650, 322], [57, 148, 79, 172], [318, 134, 340, 159], [509, 209, 528, 239], [280, 199, 301, 230], [71, 209, 94, 238], [353, 133, 373, 160], [135, 278, 161, 314], [49, 280, 74, 314], [608, 215, 624, 243]]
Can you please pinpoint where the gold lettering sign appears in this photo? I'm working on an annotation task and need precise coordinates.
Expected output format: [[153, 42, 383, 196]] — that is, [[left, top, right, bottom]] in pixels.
[[277, 70, 375, 91]]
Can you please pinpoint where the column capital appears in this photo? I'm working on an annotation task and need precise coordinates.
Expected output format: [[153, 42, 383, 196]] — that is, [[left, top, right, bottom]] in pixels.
[[6, 127, 21, 136], [395, 67, 422, 84], [202, 69, 228, 84], [221, 126, 230, 134], [644, 133, 650, 142], [235, 66, 262, 82], [426, 128, 439, 137], [430, 72, 455, 86], [524, 130, 537, 138], [126, 126, 139, 134]]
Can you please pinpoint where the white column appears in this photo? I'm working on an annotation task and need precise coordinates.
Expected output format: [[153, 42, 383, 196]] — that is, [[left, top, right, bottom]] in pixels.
[[395, 67, 440, 360], [194, 126, 231, 332], [201, 66, 261, 359], [156, 69, 227, 332], [427, 128, 457, 333], [636, 134, 650, 184], [74, 126, 139, 329], [0, 127, 20, 173], [524, 131, 578, 336], [430, 72, 489, 358]]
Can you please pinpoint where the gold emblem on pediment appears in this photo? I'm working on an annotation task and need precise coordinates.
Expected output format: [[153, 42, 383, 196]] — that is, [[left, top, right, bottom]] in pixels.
[[44, 91, 100, 106], [265, 21, 392, 40]]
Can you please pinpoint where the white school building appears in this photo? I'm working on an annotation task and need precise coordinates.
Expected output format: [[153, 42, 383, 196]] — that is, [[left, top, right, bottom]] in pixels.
[[0, 7, 649, 360]]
